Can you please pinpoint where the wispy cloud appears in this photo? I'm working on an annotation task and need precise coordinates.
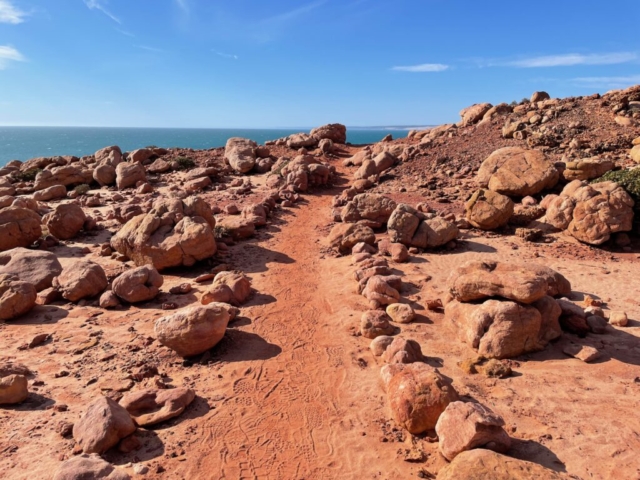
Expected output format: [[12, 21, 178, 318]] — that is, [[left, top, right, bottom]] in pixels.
[[175, 0, 189, 13], [571, 75, 640, 89], [0, 45, 25, 69], [116, 27, 135, 37], [261, 0, 326, 25], [488, 52, 638, 68], [392, 63, 449, 73], [0, 0, 27, 23], [135, 45, 164, 53], [83, 0, 121, 24], [213, 50, 238, 60]]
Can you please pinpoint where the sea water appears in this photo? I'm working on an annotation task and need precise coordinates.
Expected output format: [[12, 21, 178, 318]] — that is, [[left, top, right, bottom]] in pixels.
[[0, 127, 415, 165]]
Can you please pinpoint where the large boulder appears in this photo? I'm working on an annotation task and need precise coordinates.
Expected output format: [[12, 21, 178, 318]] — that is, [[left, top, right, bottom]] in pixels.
[[43, 203, 86, 240], [128, 148, 153, 164], [0, 248, 62, 292], [387, 204, 421, 244], [310, 123, 347, 144], [445, 297, 561, 359], [353, 152, 396, 181], [115, 162, 146, 190], [384, 363, 458, 434], [435, 401, 511, 461], [111, 197, 217, 270], [112, 265, 163, 303], [362, 275, 401, 306], [436, 449, 568, 480], [0, 274, 37, 321], [563, 157, 614, 181], [225, 137, 257, 173], [32, 184, 67, 202], [287, 133, 318, 149], [0, 207, 42, 252], [94, 145, 122, 167], [459, 103, 492, 127], [53, 454, 131, 480], [0, 374, 29, 404], [477, 147, 559, 196], [119, 388, 195, 426], [382, 337, 423, 364], [340, 194, 397, 224], [52, 260, 108, 302], [201, 271, 251, 306], [155, 304, 230, 357], [215, 216, 256, 240], [360, 310, 395, 339], [544, 180, 634, 244], [93, 164, 117, 186], [328, 223, 375, 254], [465, 189, 514, 230], [34, 165, 93, 191], [72, 397, 136, 454], [447, 260, 550, 304]]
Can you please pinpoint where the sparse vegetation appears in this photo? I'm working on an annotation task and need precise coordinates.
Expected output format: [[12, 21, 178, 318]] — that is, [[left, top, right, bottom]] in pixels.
[[592, 168, 640, 205], [14, 168, 42, 182], [74, 184, 90, 195], [214, 225, 231, 239], [175, 156, 196, 170]]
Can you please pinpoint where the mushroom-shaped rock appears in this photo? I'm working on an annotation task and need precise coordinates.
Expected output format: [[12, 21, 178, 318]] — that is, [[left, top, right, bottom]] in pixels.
[[0, 206, 42, 252], [201, 271, 251, 306], [72, 397, 136, 454], [155, 304, 230, 357], [0, 274, 37, 321], [112, 265, 163, 303], [435, 401, 511, 461], [0, 374, 29, 404], [115, 162, 146, 190], [436, 449, 568, 480], [385, 363, 458, 434], [111, 197, 217, 270], [225, 137, 257, 173], [465, 189, 513, 230], [328, 223, 375, 254], [119, 387, 195, 426], [0, 248, 62, 291], [52, 260, 108, 302], [447, 260, 552, 304], [53, 454, 131, 480], [477, 147, 559, 196], [43, 203, 86, 240]]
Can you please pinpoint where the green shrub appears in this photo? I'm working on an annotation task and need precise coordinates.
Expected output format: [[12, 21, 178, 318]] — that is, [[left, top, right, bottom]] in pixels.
[[592, 168, 640, 204], [14, 168, 42, 182], [175, 156, 195, 170], [74, 184, 90, 195], [214, 225, 231, 239]]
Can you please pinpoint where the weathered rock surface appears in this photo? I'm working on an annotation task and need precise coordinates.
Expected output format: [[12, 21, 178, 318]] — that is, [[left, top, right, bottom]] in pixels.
[[201, 271, 251, 306], [111, 197, 217, 270], [388, 204, 459, 248], [310, 123, 347, 144], [563, 157, 614, 181], [119, 387, 195, 426], [0, 374, 29, 404], [225, 137, 257, 173], [112, 265, 163, 303], [360, 310, 395, 339], [53, 454, 131, 480], [33, 184, 67, 202], [34, 165, 93, 191], [115, 162, 146, 190], [0, 248, 62, 291], [362, 275, 401, 306], [43, 203, 86, 240], [460, 103, 493, 127], [465, 189, 514, 230], [155, 304, 230, 357], [52, 260, 108, 302], [0, 207, 42, 251], [436, 449, 568, 479], [340, 194, 397, 224], [328, 223, 375, 253], [72, 396, 136, 454], [0, 274, 37, 321], [435, 401, 511, 461], [384, 363, 458, 434], [382, 337, 423, 364], [386, 303, 415, 324]]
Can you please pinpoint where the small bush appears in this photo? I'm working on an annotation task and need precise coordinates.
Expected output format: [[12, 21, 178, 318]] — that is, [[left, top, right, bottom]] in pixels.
[[74, 184, 90, 195], [214, 225, 231, 239], [146, 145, 158, 149], [175, 156, 196, 170], [521, 97, 530, 104], [592, 168, 640, 204], [14, 168, 42, 182]]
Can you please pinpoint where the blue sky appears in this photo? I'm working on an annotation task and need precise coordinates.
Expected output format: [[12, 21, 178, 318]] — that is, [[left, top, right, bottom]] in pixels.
[[1, 0, 639, 128]]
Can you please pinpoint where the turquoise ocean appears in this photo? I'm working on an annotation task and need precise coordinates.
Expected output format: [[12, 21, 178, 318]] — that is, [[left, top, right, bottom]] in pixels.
[[0, 127, 414, 166]]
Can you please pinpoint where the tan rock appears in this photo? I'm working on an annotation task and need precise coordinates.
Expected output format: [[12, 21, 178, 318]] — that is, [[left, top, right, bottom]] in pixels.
[[52, 260, 108, 302], [382, 337, 423, 364], [459, 103, 492, 126], [32, 184, 67, 202], [112, 265, 163, 303], [386, 303, 415, 324], [53, 454, 131, 480], [387, 204, 421, 244], [370, 335, 394, 356], [155, 304, 230, 357], [465, 189, 513, 230], [0, 374, 28, 404], [328, 223, 375, 254], [435, 401, 511, 461], [563, 157, 614, 181], [201, 271, 251, 306], [0, 206, 42, 252], [362, 275, 401, 306], [631, 145, 640, 163], [0, 274, 37, 321], [72, 397, 136, 454], [34, 165, 93, 191], [609, 311, 628, 327], [360, 310, 395, 339], [340, 193, 397, 224], [437, 448, 568, 479], [119, 387, 195, 426], [115, 162, 146, 190], [216, 216, 256, 240], [0, 248, 62, 292], [310, 123, 347, 144]]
